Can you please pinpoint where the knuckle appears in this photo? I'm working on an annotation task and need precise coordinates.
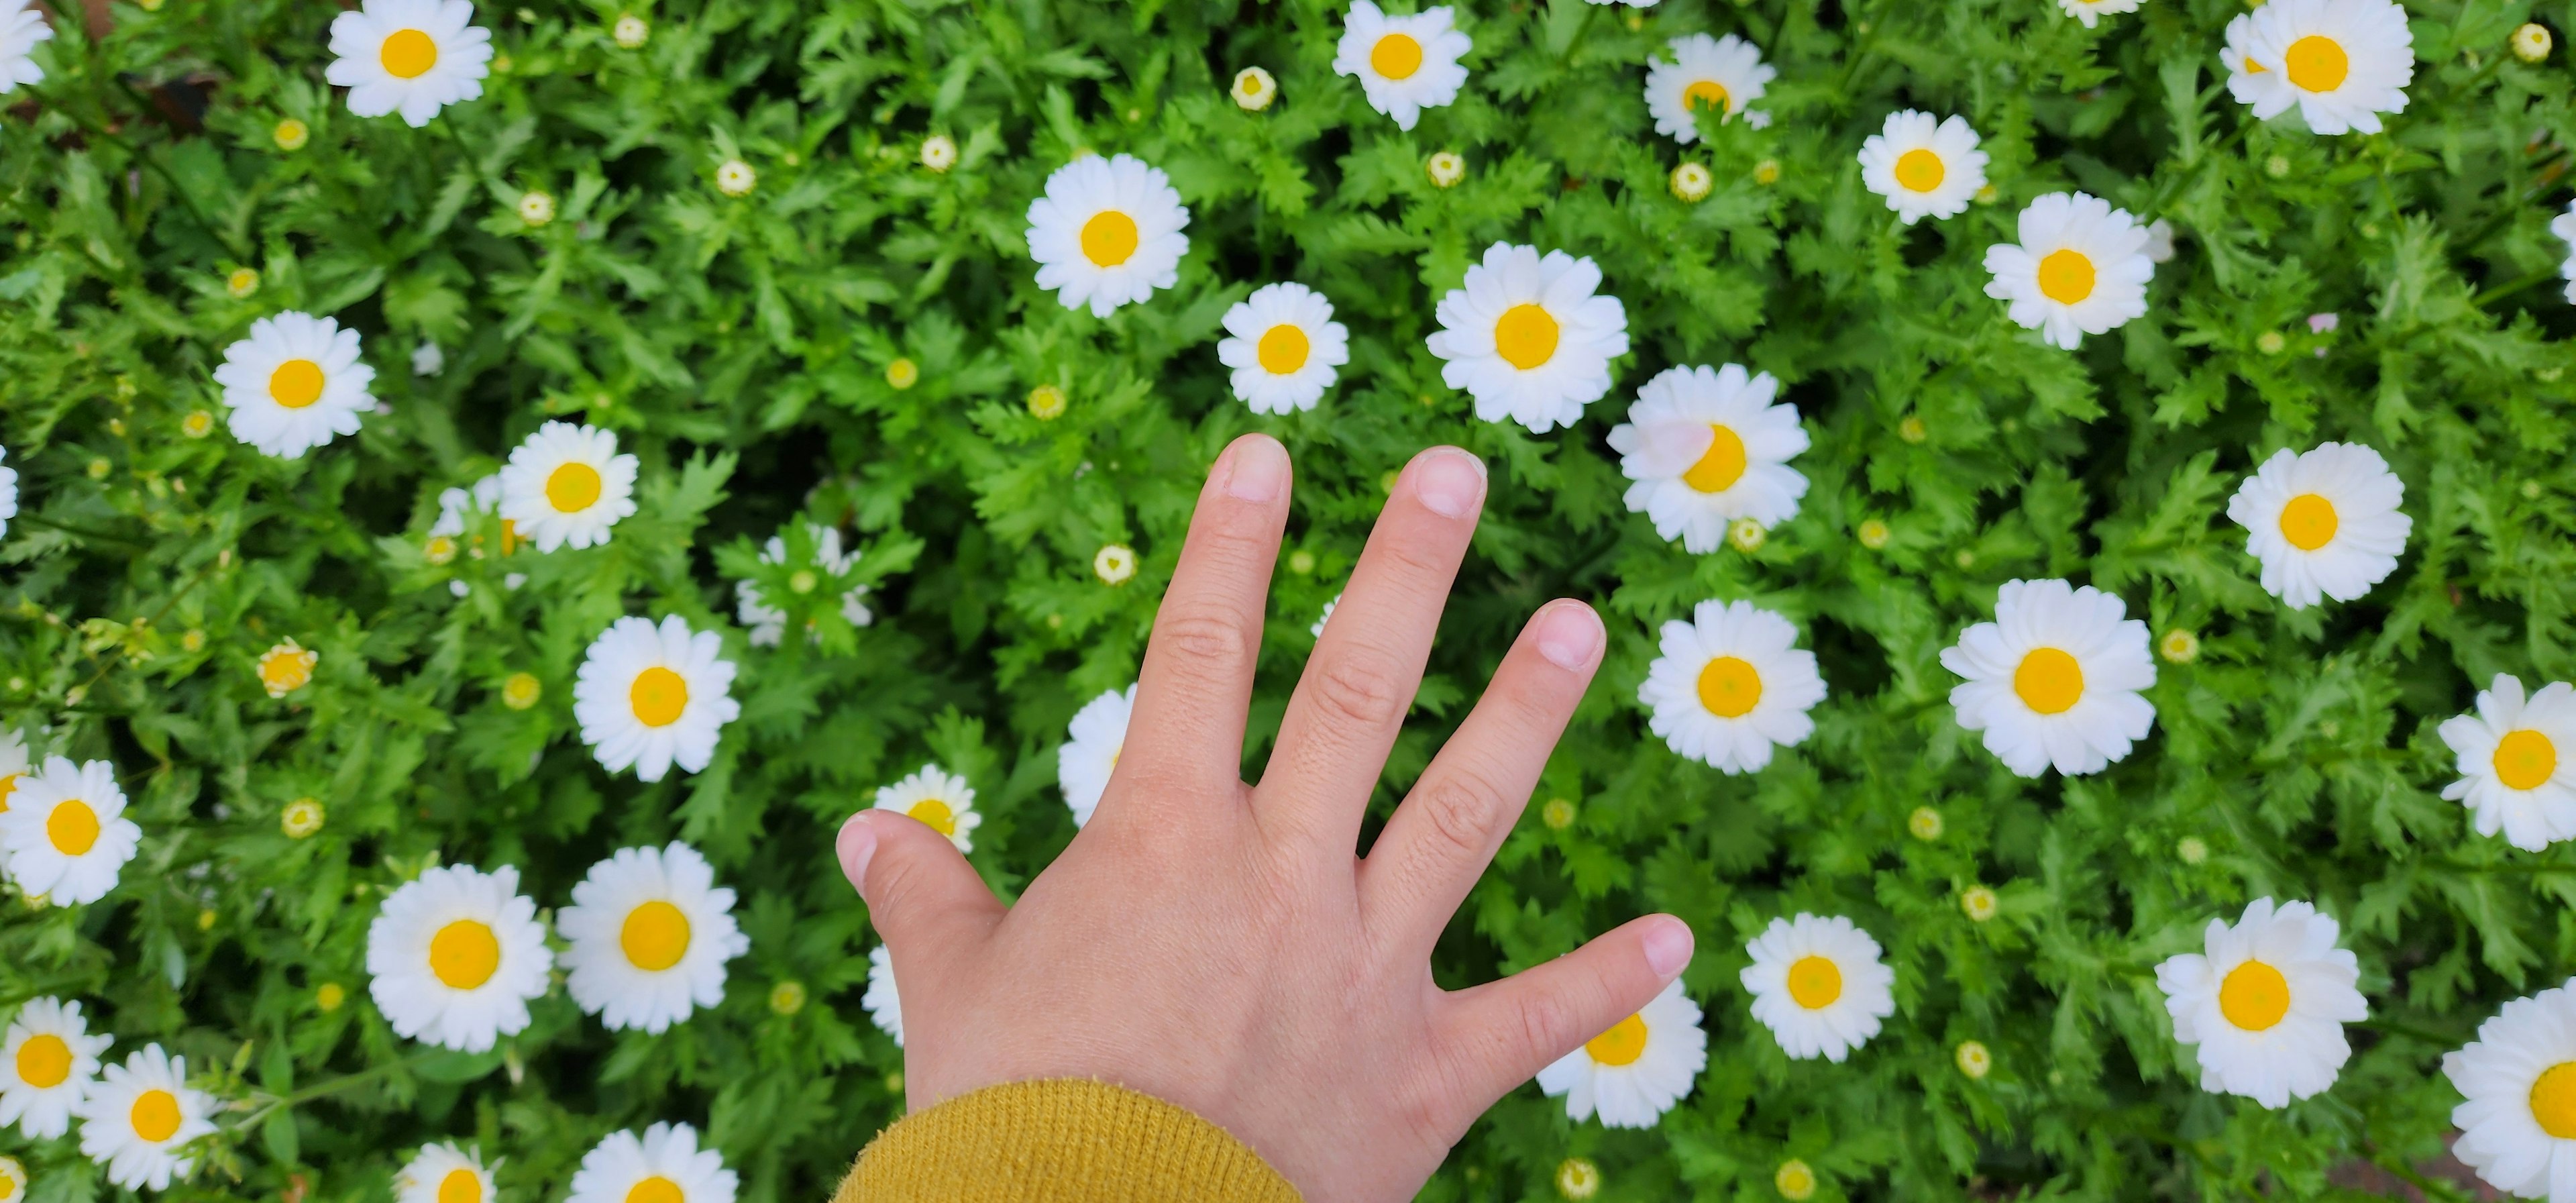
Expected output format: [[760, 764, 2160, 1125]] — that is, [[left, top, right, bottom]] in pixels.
[[1412, 770, 1508, 863], [1513, 988, 1584, 1064], [1309, 654, 1410, 730], [1153, 609, 1250, 669]]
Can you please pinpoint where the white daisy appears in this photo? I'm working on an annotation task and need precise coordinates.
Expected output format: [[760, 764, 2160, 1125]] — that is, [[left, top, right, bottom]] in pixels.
[[324, 0, 494, 128], [496, 421, 639, 552], [559, 843, 750, 1034], [2446, 981, 2576, 1200], [211, 312, 376, 459], [2059, 0, 2143, 28], [2153, 898, 2366, 1108], [1982, 192, 2155, 350], [572, 616, 741, 783], [1856, 111, 1988, 224], [1643, 34, 1774, 144], [0, 1156, 22, 1203], [1311, 593, 1340, 639], [1426, 242, 1629, 433], [1057, 684, 1134, 828], [1606, 364, 1809, 554], [72, 1046, 215, 1192], [2440, 675, 2576, 853], [1534, 980, 1707, 1128], [862, 943, 903, 1046], [364, 864, 553, 1052], [0, 446, 16, 539], [395, 1144, 495, 1203], [2555, 204, 2576, 304], [2224, 443, 2411, 611], [566, 1124, 736, 1203], [0, 757, 142, 906], [1939, 579, 2157, 778], [1024, 154, 1191, 318], [871, 766, 980, 853], [1216, 283, 1351, 415], [1638, 600, 1827, 774], [735, 525, 873, 647], [0, 728, 23, 810], [2221, 0, 2413, 136], [1332, 2, 1470, 131], [0, 998, 110, 1139], [1740, 914, 1898, 1062], [0, 1, 51, 95], [431, 474, 503, 539]]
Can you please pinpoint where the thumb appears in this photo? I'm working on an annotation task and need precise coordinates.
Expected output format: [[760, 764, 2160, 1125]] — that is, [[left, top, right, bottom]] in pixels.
[[838, 809, 1005, 953]]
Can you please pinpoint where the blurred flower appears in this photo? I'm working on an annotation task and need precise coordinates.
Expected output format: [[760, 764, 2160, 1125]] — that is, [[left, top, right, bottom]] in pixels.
[[0, 998, 111, 1139], [2308, 311, 2339, 333], [1093, 543, 1136, 584], [863, 944, 902, 1045], [1858, 519, 1891, 548], [2142, 218, 2177, 262], [1231, 66, 1277, 111], [1961, 886, 2000, 921], [394, 1144, 492, 1203], [1956, 1040, 1993, 1078], [1669, 161, 1712, 201], [1026, 384, 1067, 419], [1057, 684, 1133, 828], [612, 13, 648, 48], [259, 639, 318, 698], [72, 1046, 215, 1191], [767, 981, 805, 1015], [1774, 1161, 1817, 1200], [2438, 674, 2576, 851], [413, 339, 444, 376], [1333, 2, 1468, 130], [1426, 150, 1466, 188], [315, 982, 345, 1011], [2178, 836, 2209, 864], [281, 798, 325, 839], [0, 2, 53, 96], [215, 312, 376, 458], [1753, 158, 1782, 185], [2515, 21, 2553, 60], [566, 1124, 737, 1203], [1542, 797, 1576, 829], [273, 117, 310, 150], [736, 525, 871, 647], [716, 159, 757, 196], [2059, 0, 2141, 28], [498, 422, 639, 551], [1859, 111, 1988, 223], [2159, 628, 2200, 663], [226, 268, 260, 299], [2445, 981, 2576, 1197], [1645, 34, 1774, 142], [1554, 1157, 1600, 1200], [180, 410, 215, 438], [2221, 0, 2414, 136], [500, 672, 542, 710], [920, 134, 957, 172], [518, 190, 555, 226], [2257, 329, 2287, 354]]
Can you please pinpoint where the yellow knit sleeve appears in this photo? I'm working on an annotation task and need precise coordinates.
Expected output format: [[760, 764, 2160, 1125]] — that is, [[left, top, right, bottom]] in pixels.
[[832, 1079, 1303, 1203]]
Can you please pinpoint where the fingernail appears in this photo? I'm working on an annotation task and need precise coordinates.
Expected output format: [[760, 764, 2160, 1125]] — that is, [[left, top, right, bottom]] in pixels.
[[1642, 917, 1695, 978], [1534, 601, 1604, 671], [837, 813, 879, 895], [1414, 448, 1487, 519], [1224, 435, 1289, 503]]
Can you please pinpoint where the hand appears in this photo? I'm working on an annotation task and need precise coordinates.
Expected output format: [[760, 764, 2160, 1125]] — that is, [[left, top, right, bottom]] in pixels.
[[835, 434, 1695, 1202]]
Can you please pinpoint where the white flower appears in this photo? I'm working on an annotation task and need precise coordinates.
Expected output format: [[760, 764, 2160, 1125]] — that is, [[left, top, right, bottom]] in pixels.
[[862, 944, 903, 1045], [0, 2, 54, 96], [2555, 204, 2576, 304], [72, 1046, 215, 1192], [1093, 543, 1137, 584], [517, 190, 554, 225], [2059, 0, 2143, 28], [1940, 579, 2157, 778], [0, 729, 24, 801], [1741, 914, 1897, 1062], [558, 843, 751, 1034], [872, 766, 980, 853], [567, 1124, 736, 1203], [395, 1144, 495, 1203], [715, 159, 757, 196], [2222, 0, 2413, 136], [1856, 111, 1988, 224], [1231, 66, 1277, 111], [413, 339, 445, 376], [1535, 980, 1707, 1127], [1332, 1, 1469, 131], [1638, 600, 1826, 774], [920, 134, 957, 171], [211, 311, 376, 459], [2440, 675, 2576, 853], [1644, 34, 1774, 143], [612, 14, 647, 48], [0, 758, 141, 906], [0, 446, 16, 539], [0, 998, 111, 1139], [2153, 898, 2366, 1108], [2223, 443, 2411, 611], [431, 473, 502, 539], [2446, 981, 2576, 1199], [572, 616, 741, 782], [1426, 242, 1629, 433], [324, 0, 493, 127], [1311, 593, 1340, 638], [364, 864, 554, 1052], [1217, 282, 1351, 415], [735, 526, 873, 647], [1057, 684, 1134, 828], [2143, 217, 2178, 262], [1982, 192, 2155, 350], [496, 421, 639, 552], [1024, 154, 1191, 318], [1606, 364, 1809, 553]]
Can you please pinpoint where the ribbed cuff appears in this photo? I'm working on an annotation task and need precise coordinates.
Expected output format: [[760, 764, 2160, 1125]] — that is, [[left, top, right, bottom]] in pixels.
[[834, 1078, 1301, 1203]]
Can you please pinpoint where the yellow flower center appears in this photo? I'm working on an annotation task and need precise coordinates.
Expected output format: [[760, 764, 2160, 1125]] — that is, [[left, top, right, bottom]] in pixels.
[[620, 900, 693, 971], [1775, 1160, 1817, 1200], [439, 1169, 483, 1203], [1682, 424, 1748, 492], [1493, 303, 1559, 370], [0, 1171, 16, 1202], [46, 800, 99, 856], [1582, 1013, 1648, 1066], [545, 462, 603, 513], [626, 1177, 684, 1203], [2277, 492, 2338, 550], [2036, 248, 2096, 304], [908, 798, 958, 836], [1696, 656, 1762, 718], [2012, 647, 2084, 715], [2217, 959, 2290, 1031], [1256, 323, 1310, 374], [2532, 1061, 2576, 1138], [429, 919, 501, 990], [380, 28, 440, 79], [0, 773, 17, 813], [268, 359, 325, 409], [131, 1088, 181, 1143], [1893, 148, 1945, 192], [2495, 729, 2559, 791], [260, 648, 315, 693], [1786, 954, 1842, 1009], [629, 666, 690, 728], [14, 1034, 71, 1088], [1683, 79, 1729, 112], [1079, 210, 1138, 267], [1370, 33, 1423, 80], [2284, 35, 2349, 92]]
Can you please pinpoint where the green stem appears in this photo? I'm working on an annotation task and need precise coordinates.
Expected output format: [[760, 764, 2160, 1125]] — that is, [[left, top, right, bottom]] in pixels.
[[9, 511, 148, 548], [2473, 266, 2562, 309], [225, 1051, 439, 1131]]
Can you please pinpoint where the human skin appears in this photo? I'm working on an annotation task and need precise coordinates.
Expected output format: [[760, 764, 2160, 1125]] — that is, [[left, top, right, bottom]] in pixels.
[[835, 434, 1694, 1202]]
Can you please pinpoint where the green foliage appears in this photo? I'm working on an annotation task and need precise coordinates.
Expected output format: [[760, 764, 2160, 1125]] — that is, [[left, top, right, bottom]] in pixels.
[[6, 0, 2576, 1198]]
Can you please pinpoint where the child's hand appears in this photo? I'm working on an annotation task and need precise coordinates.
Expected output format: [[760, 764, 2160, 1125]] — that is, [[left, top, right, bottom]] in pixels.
[[836, 435, 1693, 1202]]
